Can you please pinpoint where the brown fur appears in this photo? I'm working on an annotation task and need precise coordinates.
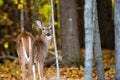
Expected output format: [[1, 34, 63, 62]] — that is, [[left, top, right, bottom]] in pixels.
[[16, 31, 35, 80]]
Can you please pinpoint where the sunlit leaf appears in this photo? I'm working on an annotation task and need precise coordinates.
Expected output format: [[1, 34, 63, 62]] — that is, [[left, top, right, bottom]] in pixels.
[[18, 4, 23, 9], [3, 15, 7, 19], [20, 0, 24, 4], [4, 42, 9, 49], [13, 0, 18, 4]]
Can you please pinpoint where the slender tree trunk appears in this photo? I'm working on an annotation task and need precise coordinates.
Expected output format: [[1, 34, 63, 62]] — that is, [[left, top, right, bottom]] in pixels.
[[60, 0, 82, 67], [25, 0, 32, 32], [20, 8, 24, 32], [51, 0, 60, 79], [114, 0, 120, 79], [84, 0, 93, 80], [93, 0, 105, 80]]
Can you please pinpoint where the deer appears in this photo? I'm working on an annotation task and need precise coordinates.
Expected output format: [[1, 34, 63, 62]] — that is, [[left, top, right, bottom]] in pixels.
[[31, 20, 52, 80], [16, 20, 52, 80], [16, 31, 35, 80]]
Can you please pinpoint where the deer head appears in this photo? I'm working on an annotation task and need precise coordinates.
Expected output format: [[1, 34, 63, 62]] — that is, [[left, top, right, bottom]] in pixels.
[[35, 20, 52, 40]]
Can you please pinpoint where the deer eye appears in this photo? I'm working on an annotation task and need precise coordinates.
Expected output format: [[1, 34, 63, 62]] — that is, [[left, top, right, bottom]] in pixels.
[[42, 27, 45, 30]]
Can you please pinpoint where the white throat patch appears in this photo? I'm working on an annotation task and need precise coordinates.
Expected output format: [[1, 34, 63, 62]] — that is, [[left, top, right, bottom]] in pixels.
[[46, 36, 51, 40]]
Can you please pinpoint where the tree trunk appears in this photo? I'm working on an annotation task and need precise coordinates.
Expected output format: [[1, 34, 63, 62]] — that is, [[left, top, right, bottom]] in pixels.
[[59, 0, 83, 67], [76, 0, 85, 48], [24, 0, 32, 32], [84, 0, 93, 80], [93, 0, 105, 80], [114, 0, 120, 79], [97, 0, 114, 49]]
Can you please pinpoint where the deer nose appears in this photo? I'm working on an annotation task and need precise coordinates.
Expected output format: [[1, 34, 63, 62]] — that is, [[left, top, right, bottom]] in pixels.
[[46, 33, 51, 36]]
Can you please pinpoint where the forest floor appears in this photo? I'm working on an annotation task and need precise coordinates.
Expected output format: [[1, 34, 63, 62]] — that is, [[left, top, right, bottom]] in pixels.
[[0, 49, 115, 80]]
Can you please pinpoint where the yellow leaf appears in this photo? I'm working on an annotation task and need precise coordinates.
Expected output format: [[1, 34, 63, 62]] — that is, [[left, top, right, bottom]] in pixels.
[[20, 0, 24, 4], [18, 4, 23, 9], [72, 70, 78, 74], [4, 42, 9, 49], [13, 0, 18, 4], [68, 78, 75, 80], [4, 67, 9, 72]]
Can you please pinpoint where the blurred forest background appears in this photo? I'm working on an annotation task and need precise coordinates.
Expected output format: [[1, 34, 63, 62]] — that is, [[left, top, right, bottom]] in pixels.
[[0, 0, 116, 80]]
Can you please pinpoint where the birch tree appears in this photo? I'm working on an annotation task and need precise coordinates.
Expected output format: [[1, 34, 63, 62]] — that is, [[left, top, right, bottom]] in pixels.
[[93, 0, 105, 80], [114, 0, 120, 79], [84, 0, 93, 80]]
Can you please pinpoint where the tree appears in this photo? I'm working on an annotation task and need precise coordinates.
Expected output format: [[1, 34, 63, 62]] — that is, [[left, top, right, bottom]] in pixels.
[[93, 0, 105, 80], [77, 0, 114, 49], [84, 0, 93, 79], [114, 0, 120, 79], [76, 0, 85, 48], [59, 0, 83, 67], [97, 0, 114, 49]]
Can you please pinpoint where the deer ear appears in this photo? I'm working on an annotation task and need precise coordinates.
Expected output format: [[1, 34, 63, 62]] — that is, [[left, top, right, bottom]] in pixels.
[[35, 20, 42, 29], [49, 22, 52, 25], [49, 23, 52, 30]]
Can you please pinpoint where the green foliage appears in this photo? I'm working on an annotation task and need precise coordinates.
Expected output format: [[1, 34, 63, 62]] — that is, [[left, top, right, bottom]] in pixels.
[[39, 4, 51, 23], [0, 0, 4, 6]]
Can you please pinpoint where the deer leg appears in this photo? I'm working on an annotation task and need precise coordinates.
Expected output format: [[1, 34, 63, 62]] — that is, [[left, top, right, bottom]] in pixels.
[[38, 62, 42, 80], [38, 62, 43, 80], [28, 37, 33, 80], [21, 57, 26, 80], [32, 64, 36, 80], [28, 60, 33, 80], [22, 38, 30, 62]]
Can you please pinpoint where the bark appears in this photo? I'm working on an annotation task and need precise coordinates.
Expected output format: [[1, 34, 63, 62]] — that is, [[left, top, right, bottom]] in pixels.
[[93, 0, 105, 80], [114, 0, 120, 79], [84, 0, 93, 80], [60, 0, 82, 67], [77, 0, 114, 49]]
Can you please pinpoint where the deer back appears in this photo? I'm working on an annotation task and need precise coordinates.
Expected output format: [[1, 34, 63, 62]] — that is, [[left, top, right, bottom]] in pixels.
[[16, 32, 35, 58]]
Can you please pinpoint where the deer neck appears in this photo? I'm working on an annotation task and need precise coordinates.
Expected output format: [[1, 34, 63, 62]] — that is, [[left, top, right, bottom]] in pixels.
[[40, 33, 51, 48]]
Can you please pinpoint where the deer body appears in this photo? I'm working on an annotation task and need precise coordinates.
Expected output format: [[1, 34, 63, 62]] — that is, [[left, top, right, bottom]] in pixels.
[[16, 32, 35, 80]]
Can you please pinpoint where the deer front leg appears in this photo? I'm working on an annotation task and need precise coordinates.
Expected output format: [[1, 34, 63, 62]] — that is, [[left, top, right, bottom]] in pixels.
[[38, 62, 44, 80]]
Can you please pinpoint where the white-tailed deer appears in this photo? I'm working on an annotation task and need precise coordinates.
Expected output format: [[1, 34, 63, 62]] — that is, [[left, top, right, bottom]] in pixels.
[[16, 31, 35, 80], [16, 20, 52, 80], [32, 20, 52, 80]]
